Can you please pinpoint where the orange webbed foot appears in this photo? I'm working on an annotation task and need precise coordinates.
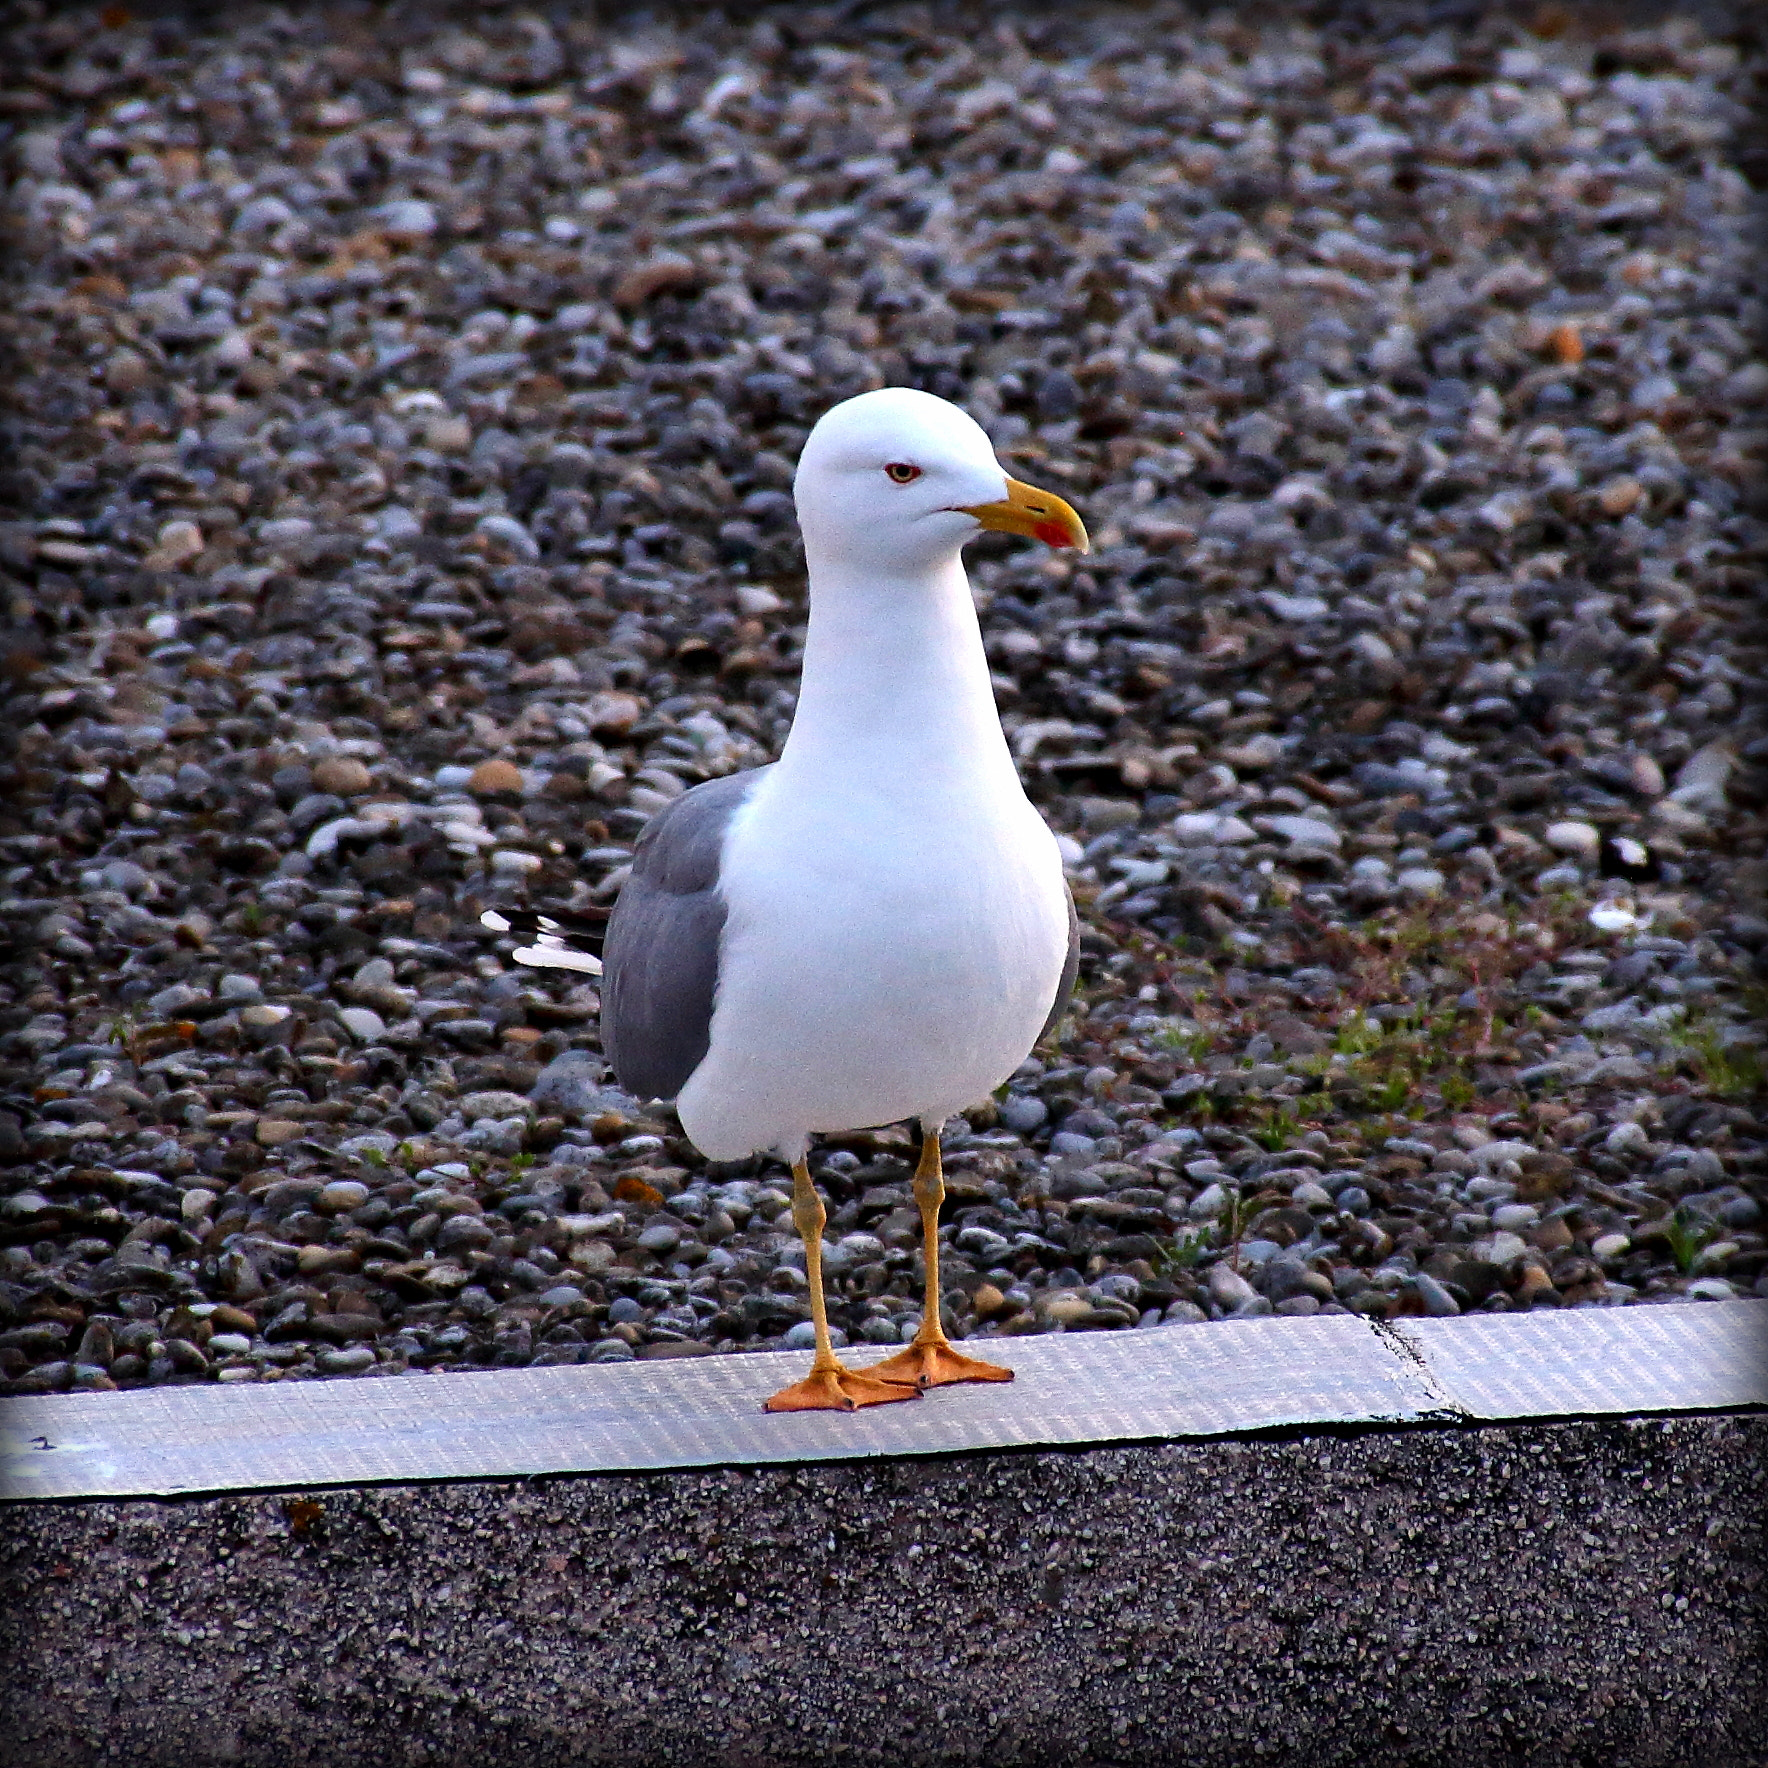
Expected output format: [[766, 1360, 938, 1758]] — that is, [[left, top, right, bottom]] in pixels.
[[762, 1364, 922, 1413], [865, 1339, 1015, 1390]]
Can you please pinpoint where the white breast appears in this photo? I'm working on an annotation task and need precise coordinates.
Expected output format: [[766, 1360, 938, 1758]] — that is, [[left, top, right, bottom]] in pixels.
[[675, 762, 1070, 1163]]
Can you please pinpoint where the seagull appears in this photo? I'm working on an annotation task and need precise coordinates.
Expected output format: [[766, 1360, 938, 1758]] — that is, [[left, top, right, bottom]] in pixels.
[[484, 387, 1088, 1412]]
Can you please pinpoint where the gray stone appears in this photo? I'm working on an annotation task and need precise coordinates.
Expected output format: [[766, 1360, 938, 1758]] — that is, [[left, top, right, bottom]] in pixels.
[[377, 198, 437, 238], [1264, 1258, 1332, 1303], [316, 1347, 376, 1375], [1208, 1264, 1258, 1310], [1413, 1274, 1461, 1317], [337, 1006, 387, 1043], [529, 1051, 620, 1117], [1685, 1278, 1738, 1301], [999, 1095, 1048, 1134], [1396, 866, 1446, 899], [437, 1216, 495, 1254], [1266, 815, 1341, 851], [1189, 1184, 1227, 1221], [147, 983, 208, 1018], [460, 1090, 533, 1122], [339, 1132, 399, 1160]]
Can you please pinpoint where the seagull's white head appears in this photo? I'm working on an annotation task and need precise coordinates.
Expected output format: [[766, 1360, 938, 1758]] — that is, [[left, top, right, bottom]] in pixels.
[[793, 387, 1088, 578]]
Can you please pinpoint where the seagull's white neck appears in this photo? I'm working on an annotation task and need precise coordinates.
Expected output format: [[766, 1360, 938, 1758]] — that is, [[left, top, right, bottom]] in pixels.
[[778, 550, 1017, 794]]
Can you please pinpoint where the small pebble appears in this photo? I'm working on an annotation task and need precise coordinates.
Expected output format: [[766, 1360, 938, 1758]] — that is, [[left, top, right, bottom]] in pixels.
[[1413, 1275, 1461, 1318], [317, 1347, 376, 1376], [1208, 1265, 1258, 1310], [469, 759, 525, 796], [1491, 1203, 1541, 1232]]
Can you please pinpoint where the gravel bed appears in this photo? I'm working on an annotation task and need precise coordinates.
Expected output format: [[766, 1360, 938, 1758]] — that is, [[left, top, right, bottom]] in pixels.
[[1, 3, 1764, 1399]]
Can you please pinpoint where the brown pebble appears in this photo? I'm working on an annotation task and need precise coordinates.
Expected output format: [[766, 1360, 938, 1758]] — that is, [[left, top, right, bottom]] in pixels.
[[971, 1282, 1009, 1319], [255, 1118, 302, 1147], [238, 357, 281, 395], [468, 757, 524, 795], [1038, 1291, 1094, 1326], [1515, 1153, 1573, 1203], [104, 348, 152, 393], [1545, 320, 1583, 365], [311, 755, 374, 795], [613, 253, 698, 307], [1530, 1216, 1574, 1254], [584, 691, 644, 736], [1515, 1262, 1558, 1301], [297, 1246, 361, 1274], [1597, 476, 1643, 517]]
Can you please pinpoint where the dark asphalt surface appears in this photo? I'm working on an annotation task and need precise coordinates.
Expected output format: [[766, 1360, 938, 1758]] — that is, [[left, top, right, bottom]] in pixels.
[[2, 1414, 1763, 1767]]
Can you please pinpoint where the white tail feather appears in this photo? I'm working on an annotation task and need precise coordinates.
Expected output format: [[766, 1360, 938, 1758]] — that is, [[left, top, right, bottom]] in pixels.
[[513, 941, 603, 975]]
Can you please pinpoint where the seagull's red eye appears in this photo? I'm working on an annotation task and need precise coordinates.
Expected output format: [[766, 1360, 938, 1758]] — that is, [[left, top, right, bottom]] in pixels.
[[884, 462, 922, 484]]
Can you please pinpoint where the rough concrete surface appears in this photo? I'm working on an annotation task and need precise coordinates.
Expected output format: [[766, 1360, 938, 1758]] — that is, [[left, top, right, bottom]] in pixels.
[[2, 1415, 1763, 1768]]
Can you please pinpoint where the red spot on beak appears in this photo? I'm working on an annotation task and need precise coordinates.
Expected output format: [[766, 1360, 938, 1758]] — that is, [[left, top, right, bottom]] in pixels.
[[1033, 519, 1076, 548]]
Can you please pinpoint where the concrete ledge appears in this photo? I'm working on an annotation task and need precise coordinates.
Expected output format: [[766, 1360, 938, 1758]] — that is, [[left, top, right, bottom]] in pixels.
[[5, 1302, 1764, 1501], [2, 1414, 1763, 1768]]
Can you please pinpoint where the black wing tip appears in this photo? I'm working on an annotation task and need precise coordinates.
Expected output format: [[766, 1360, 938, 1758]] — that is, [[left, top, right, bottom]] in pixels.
[[479, 906, 607, 955], [479, 907, 605, 974]]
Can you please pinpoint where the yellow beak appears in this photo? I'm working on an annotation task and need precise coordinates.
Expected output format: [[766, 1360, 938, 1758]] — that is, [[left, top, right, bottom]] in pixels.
[[956, 477, 1090, 553]]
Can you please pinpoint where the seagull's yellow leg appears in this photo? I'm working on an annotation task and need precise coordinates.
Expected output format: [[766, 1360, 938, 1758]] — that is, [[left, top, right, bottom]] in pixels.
[[866, 1129, 1014, 1390], [763, 1159, 921, 1413]]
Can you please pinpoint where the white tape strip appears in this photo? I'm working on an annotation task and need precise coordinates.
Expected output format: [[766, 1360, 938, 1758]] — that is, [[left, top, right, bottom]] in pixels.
[[3, 1301, 1763, 1502]]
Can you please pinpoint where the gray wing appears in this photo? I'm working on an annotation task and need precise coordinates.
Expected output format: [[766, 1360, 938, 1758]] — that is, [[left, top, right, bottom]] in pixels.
[[1038, 882, 1081, 1045], [599, 766, 769, 1102]]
